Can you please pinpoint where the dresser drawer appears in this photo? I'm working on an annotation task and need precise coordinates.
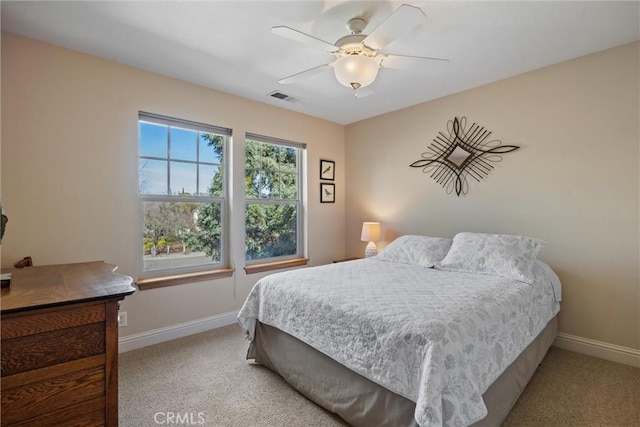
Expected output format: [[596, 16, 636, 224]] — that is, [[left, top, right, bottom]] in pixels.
[[1, 322, 106, 376], [1, 303, 105, 340], [1, 357, 105, 425], [6, 397, 106, 427]]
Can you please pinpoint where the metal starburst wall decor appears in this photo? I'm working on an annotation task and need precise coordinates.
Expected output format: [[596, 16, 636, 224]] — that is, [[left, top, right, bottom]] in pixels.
[[410, 117, 520, 196]]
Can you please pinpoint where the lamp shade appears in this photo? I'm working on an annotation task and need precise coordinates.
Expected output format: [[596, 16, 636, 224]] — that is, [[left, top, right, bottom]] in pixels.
[[360, 222, 381, 242], [334, 55, 379, 90]]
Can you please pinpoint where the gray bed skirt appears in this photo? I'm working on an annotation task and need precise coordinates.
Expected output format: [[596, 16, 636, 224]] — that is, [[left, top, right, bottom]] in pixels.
[[248, 316, 558, 427]]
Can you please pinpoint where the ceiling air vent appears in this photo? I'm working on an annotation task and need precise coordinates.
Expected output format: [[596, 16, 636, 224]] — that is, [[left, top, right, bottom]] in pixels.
[[268, 91, 298, 103]]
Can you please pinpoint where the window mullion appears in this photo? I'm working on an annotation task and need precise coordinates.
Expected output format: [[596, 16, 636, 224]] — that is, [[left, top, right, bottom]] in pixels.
[[196, 131, 200, 196], [167, 126, 172, 195], [246, 198, 295, 205]]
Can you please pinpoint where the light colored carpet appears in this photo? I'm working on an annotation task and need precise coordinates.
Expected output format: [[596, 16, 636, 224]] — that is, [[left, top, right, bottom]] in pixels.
[[119, 324, 639, 427]]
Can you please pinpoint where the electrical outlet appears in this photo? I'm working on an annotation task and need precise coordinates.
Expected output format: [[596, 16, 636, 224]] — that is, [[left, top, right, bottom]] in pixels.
[[118, 311, 127, 327]]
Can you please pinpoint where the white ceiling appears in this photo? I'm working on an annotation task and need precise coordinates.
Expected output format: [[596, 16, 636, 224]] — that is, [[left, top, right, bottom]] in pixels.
[[2, 1, 638, 125]]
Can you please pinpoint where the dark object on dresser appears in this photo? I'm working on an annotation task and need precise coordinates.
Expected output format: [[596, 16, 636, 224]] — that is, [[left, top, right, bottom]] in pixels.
[[0, 275, 10, 289], [0, 261, 135, 427], [0, 201, 7, 243], [1, 257, 33, 289], [12, 256, 33, 269]]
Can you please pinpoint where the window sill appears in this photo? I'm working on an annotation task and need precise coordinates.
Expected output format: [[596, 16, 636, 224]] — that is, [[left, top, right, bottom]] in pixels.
[[136, 268, 234, 290], [244, 258, 308, 275]]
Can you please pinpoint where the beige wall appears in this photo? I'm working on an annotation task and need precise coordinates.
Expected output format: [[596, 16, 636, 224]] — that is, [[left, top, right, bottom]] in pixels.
[[345, 42, 640, 350], [1, 33, 346, 336], [2, 31, 638, 352]]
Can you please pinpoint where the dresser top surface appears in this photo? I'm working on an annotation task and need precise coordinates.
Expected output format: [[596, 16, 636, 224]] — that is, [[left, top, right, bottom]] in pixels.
[[1, 261, 135, 314]]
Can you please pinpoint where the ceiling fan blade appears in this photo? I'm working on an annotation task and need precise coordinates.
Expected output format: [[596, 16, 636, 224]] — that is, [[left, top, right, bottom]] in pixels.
[[381, 53, 450, 69], [271, 26, 340, 53], [278, 63, 332, 84], [363, 4, 426, 51]]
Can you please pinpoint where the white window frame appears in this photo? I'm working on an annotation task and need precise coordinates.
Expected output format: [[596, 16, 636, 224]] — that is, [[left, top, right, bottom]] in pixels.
[[244, 133, 305, 265], [138, 111, 230, 277]]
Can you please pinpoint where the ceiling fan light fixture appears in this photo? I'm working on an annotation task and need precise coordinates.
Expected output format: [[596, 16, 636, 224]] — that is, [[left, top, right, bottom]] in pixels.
[[333, 55, 379, 90]]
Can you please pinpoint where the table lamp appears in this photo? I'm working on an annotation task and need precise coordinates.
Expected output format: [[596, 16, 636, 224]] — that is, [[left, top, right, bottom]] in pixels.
[[361, 222, 381, 258]]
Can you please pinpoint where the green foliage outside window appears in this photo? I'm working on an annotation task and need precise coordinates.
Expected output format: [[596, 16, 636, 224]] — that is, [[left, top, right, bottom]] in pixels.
[[244, 139, 299, 261], [245, 204, 297, 260], [140, 125, 301, 269]]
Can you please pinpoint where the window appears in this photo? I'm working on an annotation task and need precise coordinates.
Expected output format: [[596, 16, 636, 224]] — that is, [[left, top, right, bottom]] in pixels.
[[244, 134, 305, 263], [138, 112, 230, 276]]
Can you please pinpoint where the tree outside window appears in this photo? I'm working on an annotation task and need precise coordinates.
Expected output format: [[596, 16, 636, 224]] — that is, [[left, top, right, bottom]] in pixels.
[[244, 135, 304, 261]]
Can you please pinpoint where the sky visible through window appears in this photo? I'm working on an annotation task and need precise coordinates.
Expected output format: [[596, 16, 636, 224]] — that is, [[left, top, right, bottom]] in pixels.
[[139, 121, 222, 196]]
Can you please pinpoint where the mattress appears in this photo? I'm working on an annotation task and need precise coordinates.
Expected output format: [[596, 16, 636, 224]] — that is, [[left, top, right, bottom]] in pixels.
[[238, 258, 561, 426]]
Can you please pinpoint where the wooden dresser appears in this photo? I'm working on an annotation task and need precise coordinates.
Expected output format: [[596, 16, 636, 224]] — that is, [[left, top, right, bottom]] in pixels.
[[1, 262, 135, 427]]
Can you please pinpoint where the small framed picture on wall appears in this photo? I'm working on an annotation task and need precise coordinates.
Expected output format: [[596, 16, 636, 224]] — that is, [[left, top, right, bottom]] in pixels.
[[320, 183, 335, 203], [320, 159, 335, 181]]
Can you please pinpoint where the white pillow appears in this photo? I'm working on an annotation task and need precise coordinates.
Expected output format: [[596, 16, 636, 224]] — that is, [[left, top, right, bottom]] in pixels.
[[375, 235, 453, 268], [436, 232, 544, 284]]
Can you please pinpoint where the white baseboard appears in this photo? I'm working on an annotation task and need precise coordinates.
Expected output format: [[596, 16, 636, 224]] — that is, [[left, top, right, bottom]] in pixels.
[[118, 314, 640, 368], [553, 332, 640, 368], [118, 311, 239, 353]]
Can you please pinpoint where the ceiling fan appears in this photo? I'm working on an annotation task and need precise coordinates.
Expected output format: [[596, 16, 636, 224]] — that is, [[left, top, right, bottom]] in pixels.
[[272, 4, 448, 96]]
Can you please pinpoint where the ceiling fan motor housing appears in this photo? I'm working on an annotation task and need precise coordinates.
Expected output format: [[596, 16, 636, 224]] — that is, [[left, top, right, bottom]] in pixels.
[[335, 34, 367, 54], [346, 17, 367, 34], [336, 18, 377, 57]]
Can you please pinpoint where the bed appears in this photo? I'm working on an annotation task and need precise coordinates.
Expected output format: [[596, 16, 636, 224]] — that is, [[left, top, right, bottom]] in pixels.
[[238, 233, 562, 427]]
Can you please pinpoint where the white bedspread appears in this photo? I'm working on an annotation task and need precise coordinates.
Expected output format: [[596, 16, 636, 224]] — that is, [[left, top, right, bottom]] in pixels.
[[237, 259, 560, 427]]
